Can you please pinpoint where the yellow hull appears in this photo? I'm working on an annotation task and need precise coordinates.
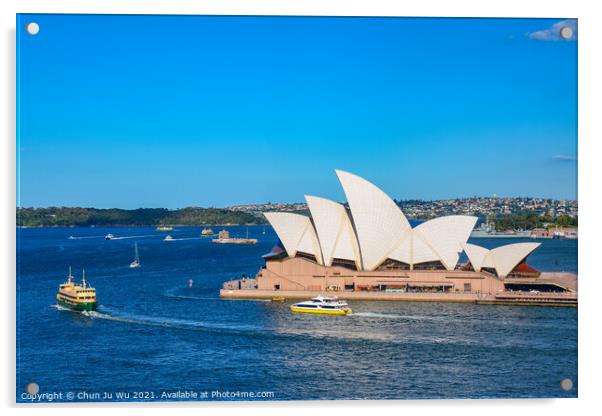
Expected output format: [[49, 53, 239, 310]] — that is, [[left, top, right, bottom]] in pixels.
[[290, 306, 352, 315]]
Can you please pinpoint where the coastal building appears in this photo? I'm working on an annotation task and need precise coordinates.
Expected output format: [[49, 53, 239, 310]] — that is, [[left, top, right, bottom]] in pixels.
[[530, 228, 550, 238], [530, 226, 578, 239], [221, 171, 577, 306]]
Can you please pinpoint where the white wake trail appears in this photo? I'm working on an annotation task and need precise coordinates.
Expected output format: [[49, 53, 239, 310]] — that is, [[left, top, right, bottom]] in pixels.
[[110, 234, 156, 240]]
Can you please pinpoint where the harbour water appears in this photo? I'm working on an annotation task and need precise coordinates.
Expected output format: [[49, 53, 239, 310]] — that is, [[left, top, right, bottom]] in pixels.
[[16, 226, 577, 402]]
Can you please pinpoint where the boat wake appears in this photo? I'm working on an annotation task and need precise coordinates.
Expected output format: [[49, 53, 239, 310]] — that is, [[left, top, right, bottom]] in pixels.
[[110, 234, 156, 240], [352, 312, 446, 321], [351, 312, 404, 319], [83, 307, 395, 342], [163, 288, 271, 302], [51, 303, 73, 312], [164, 293, 222, 301], [85, 306, 267, 335], [51, 304, 458, 345], [162, 237, 202, 241], [67, 235, 104, 240]]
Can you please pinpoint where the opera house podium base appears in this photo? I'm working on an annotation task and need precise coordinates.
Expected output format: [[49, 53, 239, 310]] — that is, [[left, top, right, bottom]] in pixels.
[[219, 288, 577, 307], [221, 257, 577, 307]]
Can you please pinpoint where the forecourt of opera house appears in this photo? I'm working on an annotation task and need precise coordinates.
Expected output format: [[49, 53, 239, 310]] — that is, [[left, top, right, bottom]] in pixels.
[[221, 170, 577, 306]]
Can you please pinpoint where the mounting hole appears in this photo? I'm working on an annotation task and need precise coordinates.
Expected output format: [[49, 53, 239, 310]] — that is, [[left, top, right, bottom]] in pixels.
[[26, 383, 39, 394], [560, 378, 573, 391], [26, 22, 40, 36], [559, 27, 573, 40]]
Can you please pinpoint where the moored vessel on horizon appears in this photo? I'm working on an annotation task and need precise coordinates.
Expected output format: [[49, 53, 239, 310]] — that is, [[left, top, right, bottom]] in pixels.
[[470, 221, 531, 238], [156, 225, 173, 231], [290, 295, 352, 315], [56, 267, 97, 312]]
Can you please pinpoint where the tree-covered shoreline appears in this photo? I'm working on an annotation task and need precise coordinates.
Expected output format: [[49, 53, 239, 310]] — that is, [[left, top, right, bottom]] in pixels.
[[492, 212, 577, 231], [16, 207, 266, 227]]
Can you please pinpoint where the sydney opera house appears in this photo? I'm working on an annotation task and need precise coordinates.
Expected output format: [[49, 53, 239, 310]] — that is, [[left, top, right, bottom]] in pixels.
[[221, 171, 577, 306]]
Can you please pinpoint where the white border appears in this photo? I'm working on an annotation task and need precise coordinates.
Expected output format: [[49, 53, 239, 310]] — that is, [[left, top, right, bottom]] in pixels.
[[2, 1, 601, 416]]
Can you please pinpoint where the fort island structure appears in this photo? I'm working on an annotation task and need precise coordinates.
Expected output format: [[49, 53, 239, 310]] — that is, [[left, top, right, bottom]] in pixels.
[[221, 171, 577, 306]]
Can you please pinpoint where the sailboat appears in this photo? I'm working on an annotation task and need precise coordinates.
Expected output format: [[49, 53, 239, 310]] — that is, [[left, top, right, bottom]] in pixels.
[[129, 242, 141, 268]]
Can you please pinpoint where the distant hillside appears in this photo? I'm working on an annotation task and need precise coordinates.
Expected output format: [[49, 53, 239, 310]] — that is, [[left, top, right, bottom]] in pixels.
[[16, 207, 266, 227], [227, 197, 578, 222]]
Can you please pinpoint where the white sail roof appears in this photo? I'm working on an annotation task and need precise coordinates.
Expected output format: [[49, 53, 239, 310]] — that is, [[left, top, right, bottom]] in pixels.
[[387, 229, 413, 265], [489, 242, 541, 278], [414, 215, 477, 269], [388, 216, 477, 270], [305, 195, 362, 269], [335, 170, 411, 271], [263, 212, 323, 264], [409, 232, 441, 265], [462, 243, 490, 271], [462, 242, 541, 278]]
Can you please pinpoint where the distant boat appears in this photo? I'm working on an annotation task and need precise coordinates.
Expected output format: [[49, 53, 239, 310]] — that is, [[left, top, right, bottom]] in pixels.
[[164, 235, 174, 241], [262, 226, 266, 235], [156, 226, 173, 231], [201, 227, 214, 236], [68, 236, 75, 240], [105, 233, 114, 240], [129, 242, 141, 268], [212, 229, 257, 245], [470, 221, 530, 238]]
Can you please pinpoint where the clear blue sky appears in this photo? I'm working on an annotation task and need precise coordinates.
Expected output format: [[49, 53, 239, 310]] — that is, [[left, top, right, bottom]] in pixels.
[[17, 15, 577, 208]]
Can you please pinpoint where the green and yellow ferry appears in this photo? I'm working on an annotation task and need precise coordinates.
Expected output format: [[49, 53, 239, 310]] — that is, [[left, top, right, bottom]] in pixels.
[[56, 268, 97, 311]]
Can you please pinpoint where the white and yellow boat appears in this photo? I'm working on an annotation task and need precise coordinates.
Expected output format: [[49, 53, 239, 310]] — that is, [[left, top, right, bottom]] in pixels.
[[290, 295, 352, 315]]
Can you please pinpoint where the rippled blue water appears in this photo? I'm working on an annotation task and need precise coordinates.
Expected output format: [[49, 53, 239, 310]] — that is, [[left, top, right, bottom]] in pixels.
[[16, 226, 577, 402]]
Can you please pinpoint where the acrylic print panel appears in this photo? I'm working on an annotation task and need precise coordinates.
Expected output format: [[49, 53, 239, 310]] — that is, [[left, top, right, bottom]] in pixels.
[[16, 14, 578, 403]]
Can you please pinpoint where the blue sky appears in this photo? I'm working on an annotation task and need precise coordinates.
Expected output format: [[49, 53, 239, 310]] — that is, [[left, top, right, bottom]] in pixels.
[[17, 15, 577, 208]]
